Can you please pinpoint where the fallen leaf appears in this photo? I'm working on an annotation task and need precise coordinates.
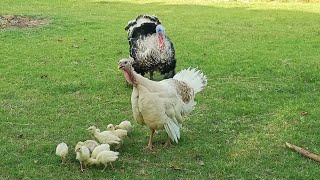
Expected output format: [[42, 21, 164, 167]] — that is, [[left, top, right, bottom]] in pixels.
[[199, 160, 205, 166], [301, 111, 309, 116], [74, 91, 81, 95], [137, 168, 147, 176], [21, 145, 27, 152]]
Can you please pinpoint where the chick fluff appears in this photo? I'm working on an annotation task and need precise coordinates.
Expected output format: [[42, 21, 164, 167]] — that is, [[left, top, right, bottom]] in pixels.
[[56, 142, 68, 163], [115, 120, 132, 132], [96, 150, 119, 171], [91, 144, 110, 159], [77, 140, 100, 153], [75, 144, 90, 172], [87, 126, 121, 145], [106, 124, 128, 140]]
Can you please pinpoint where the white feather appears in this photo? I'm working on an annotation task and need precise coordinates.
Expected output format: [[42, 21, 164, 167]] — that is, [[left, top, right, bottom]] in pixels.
[[96, 150, 119, 169], [56, 142, 68, 162], [173, 68, 208, 94], [91, 144, 110, 159]]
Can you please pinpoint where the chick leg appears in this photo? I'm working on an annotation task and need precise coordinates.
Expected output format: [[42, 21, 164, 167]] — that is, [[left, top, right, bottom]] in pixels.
[[109, 162, 114, 169], [144, 129, 156, 151], [80, 162, 84, 172], [102, 164, 108, 172]]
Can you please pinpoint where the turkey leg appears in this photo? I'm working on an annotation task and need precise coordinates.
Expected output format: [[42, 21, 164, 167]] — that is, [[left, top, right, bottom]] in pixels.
[[145, 129, 156, 151], [164, 138, 175, 148]]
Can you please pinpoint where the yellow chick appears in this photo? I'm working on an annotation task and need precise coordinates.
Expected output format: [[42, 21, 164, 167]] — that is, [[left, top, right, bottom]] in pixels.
[[87, 126, 121, 145], [96, 150, 119, 171], [55, 142, 68, 164], [106, 124, 128, 140], [77, 140, 100, 153], [91, 144, 110, 159], [115, 120, 132, 132], [85, 157, 98, 167], [75, 144, 90, 172]]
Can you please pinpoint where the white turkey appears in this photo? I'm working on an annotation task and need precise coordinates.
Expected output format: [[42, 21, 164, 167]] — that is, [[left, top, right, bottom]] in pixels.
[[118, 58, 207, 151], [125, 14, 176, 80]]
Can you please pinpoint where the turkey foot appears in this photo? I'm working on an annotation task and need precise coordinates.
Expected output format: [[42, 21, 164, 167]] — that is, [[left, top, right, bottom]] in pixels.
[[163, 139, 175, 148], [144, 144, 156, 152]]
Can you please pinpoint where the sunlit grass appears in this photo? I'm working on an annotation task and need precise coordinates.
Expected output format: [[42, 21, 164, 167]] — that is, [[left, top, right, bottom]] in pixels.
[[1, 0, 320, 179]]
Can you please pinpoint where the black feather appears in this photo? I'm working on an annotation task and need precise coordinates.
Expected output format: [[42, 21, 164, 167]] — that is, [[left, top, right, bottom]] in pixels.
[[130, 23, 157, 39]]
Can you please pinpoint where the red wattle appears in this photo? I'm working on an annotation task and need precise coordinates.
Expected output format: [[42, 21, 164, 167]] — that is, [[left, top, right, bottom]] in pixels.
[[122, 70, 133, 85], [158, 36, 165, 50]]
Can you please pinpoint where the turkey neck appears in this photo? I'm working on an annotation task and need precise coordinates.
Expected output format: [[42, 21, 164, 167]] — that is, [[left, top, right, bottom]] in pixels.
[[122, 67, 153, 86], [122, 67, 136, 85]]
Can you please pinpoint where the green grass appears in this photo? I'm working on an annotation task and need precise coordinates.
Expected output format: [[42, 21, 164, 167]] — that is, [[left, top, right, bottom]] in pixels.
[[1, 0, 320, 179]]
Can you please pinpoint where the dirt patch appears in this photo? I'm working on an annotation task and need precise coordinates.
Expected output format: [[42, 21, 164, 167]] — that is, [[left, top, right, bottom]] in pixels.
[[0, 15, 50, 29]]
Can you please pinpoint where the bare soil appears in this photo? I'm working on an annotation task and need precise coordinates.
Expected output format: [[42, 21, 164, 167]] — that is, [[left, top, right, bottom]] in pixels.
[[0, 15, 50, 29]]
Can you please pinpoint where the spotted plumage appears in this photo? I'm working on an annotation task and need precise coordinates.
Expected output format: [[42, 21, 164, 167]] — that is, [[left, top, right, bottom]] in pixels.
[[168, 79, 194, 103]]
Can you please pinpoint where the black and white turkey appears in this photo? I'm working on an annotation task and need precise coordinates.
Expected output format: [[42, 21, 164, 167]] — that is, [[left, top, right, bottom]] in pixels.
[[125, 14, 176, 80]]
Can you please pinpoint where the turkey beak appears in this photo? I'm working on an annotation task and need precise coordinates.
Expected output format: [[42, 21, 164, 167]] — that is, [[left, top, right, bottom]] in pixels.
[[118, 62, 124, 69]]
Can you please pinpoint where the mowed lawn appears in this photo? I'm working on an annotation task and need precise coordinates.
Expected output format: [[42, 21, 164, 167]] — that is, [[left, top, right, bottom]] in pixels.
[[1, 0, 320, 179]]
